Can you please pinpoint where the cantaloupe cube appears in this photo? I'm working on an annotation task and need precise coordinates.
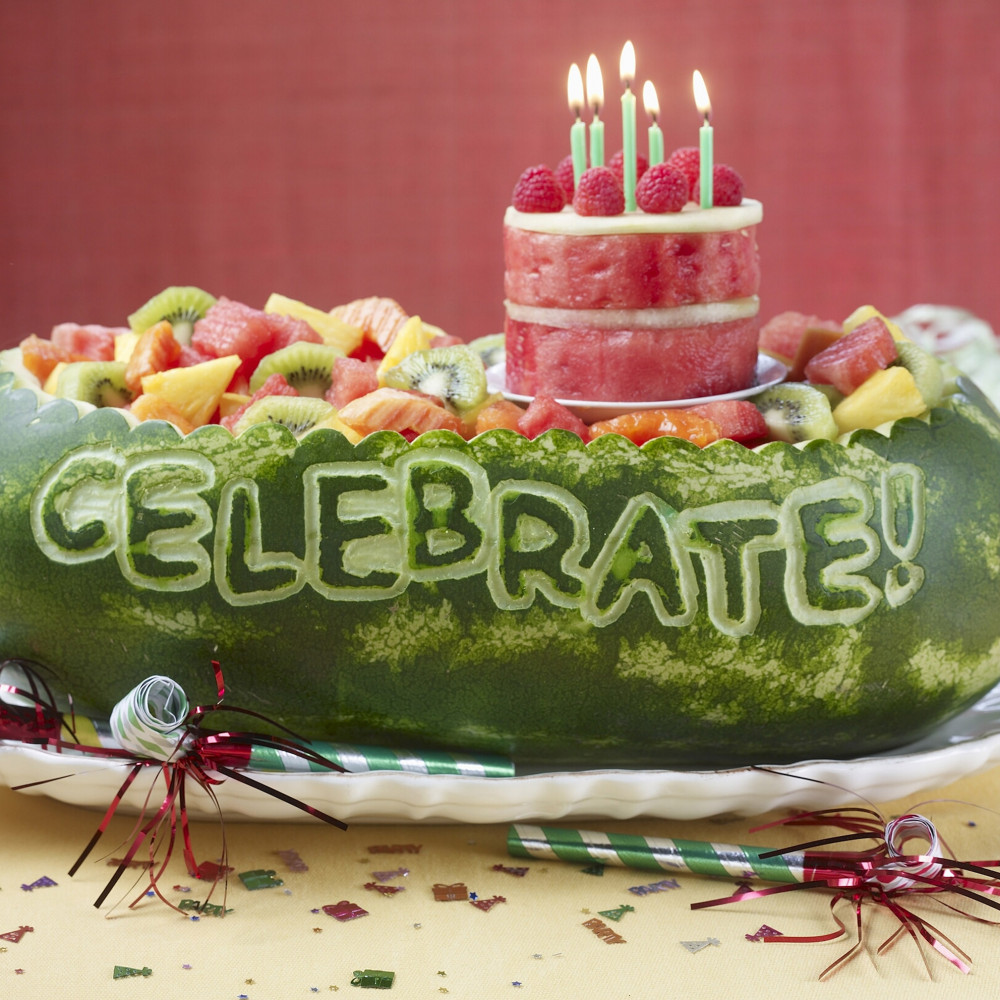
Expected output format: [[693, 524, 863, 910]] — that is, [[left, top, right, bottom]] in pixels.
[[376, 315, 432, 383], [264, 293, 364, 356], [843, 305, 907, 342], [140, 354, 241, 428], [832, 366, 926, 433]]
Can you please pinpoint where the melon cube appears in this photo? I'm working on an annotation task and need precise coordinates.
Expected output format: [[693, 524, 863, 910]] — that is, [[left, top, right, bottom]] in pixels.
[[264, 293, 364, 356], [140, 354, 241, 428], [804, 317, 897, 395], [832, 366, 926, 433]]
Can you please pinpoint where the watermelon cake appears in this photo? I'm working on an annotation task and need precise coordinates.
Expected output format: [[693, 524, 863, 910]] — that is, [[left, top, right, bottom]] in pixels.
[[502, 157, 761, 402]]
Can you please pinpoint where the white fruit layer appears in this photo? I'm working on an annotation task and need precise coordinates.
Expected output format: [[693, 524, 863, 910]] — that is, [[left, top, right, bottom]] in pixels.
[[504, 199, 763, 236], [504, 296, 759, 331]]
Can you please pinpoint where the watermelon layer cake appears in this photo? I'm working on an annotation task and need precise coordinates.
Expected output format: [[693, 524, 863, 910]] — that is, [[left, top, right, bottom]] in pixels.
[[503, 159, 762, 403]]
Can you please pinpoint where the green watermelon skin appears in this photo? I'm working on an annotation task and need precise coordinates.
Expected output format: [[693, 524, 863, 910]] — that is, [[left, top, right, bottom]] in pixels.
[[2, 372, 1000, 769]]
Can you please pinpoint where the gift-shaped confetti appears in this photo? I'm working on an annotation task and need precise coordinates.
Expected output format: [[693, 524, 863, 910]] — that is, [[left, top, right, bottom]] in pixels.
[[324, 900, 369, 921], [432, 883, 469, 901], [238, 869, 284, 891], [351, 968, 395, 988]]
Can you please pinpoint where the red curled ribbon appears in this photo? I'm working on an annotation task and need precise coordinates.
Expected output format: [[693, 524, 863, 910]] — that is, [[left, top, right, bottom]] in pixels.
[[692, 805, 1000, 979], [5, 660, 347, 913]]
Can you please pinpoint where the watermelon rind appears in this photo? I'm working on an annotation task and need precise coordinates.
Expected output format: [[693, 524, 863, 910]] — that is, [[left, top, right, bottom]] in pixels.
[[1, 370, 999, 768]]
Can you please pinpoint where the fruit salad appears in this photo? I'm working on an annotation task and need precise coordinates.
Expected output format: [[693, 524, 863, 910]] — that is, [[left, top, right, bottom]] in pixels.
[[0, 286, 960, 449]]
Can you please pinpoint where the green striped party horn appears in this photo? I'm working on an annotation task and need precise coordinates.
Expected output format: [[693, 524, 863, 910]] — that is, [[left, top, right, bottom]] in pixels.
[[109, 675, 190, 761], [507, 823, 807, 883]]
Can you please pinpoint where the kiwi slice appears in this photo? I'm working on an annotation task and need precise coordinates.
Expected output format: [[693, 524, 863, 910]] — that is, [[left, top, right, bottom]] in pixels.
[[127, 286, 217, 344], [754, 382, 838, 443], [467, 332, 506, 368], [382, 345, 488, 412], [232, 396, 336, 437], [55, 361, 133, 408], [249, 342, 343, 397], [892, 340, 945, 409]]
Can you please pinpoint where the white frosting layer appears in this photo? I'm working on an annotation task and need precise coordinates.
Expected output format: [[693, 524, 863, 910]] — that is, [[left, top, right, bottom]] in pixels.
[[504, 199, 763, 236], [504, 296, 760, 330]]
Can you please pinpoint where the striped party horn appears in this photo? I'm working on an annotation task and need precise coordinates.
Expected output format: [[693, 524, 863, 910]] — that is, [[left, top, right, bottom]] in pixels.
[[507, 823, 809, 884], [109, 675, 190, 761]]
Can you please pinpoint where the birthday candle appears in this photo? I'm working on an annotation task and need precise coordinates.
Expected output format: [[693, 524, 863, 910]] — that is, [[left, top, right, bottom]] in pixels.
[[620, 41, 637, 211], [567, 64, 587, 187], [642, 80, 663, 167], [586, 53, 605, 167], [692, 69, 714, 208]]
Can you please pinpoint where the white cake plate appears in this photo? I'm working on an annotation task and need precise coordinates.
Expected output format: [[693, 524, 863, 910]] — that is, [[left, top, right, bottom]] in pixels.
[[2, 680, 999, 825], [487, 353, 788, 423]]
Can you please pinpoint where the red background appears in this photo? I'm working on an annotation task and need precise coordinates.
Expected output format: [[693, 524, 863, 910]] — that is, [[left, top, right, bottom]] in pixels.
[[2, 0, 998, 348]]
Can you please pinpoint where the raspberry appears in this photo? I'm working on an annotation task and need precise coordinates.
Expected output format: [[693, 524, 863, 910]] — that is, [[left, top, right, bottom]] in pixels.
[[512, 165, 567, 213], [573, 166, 624, 216], [692, 163, 745, 208], [635, 163, 688, 213], [665, 146, 700, 200], [555, 155, 577, 201], [607, 149, 649, 187]]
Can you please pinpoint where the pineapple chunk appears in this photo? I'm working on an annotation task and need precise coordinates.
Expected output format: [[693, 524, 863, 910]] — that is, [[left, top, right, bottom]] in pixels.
[[313, 409, 364, 443], [264, 293, 364, 356], [114, 330, 141, 363], [832, 366, 926, 433], [376, 315, 433, 383], [843, 305, 907, 342], [140, 354, 241, 428], [43, 361, 68, 395], [218, 391, 252, 419]]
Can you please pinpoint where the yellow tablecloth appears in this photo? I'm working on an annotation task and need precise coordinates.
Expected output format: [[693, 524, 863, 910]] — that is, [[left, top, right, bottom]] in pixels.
[[2, 765, 1000, 999]]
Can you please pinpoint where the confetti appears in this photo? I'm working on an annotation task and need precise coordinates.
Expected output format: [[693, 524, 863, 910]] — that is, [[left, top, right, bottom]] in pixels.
[[178, 898, 233, 917], [582, 918, 626, 944], [363, 882, 405, 895], [432, 883, 469, 901], [370, 867, 408, 883], [368, 844, 422, 854], [491, 864, 529, 877], [470, 895, 506, 912], [113, 965, 153, 978], [597, 904, 635, 922], [276, 849, 309, 872], [238, 869, 284, 890], [0, 926, 33, 944], [350, 969, 395, 988], [746, 924, 783, 942], [580, 864, 605, 876], [20, 876, 57, 891], [628, 878, 680, 896], [323, 901, 369, 921], [173, 884, 192, 892], [681, 938, 721, 953], [192, 861, 234, 881]]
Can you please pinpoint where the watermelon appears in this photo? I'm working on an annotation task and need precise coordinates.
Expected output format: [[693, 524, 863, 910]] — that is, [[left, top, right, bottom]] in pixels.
[[1, 369, 1000, 769]]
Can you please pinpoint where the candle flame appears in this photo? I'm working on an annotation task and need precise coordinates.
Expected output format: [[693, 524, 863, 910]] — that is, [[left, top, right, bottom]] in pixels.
[[619, 40, 635, 88], [692, 69, 711, 120], [642, 80, 659, 121], [586, 54, 604, 114], [567, 63, 584, 117]]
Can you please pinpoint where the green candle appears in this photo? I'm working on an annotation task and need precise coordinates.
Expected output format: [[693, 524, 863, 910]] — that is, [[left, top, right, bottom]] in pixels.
[[586, 54, 605, 167], [620, 41, 637, 211], [567, 64, 587, 187], [642, 80, 663, 167], [693, 69, 713, 208]]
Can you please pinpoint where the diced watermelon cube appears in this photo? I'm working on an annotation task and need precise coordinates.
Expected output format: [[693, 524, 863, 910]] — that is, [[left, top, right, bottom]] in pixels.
[[758, 311, 840, 364], [326, 357, 379, 409], [516, 395, 589, 440], [192, 297, 322, 383], [50, 323, 123, 361], [688, 399, 769, 445], [804, 316, 898, 395]]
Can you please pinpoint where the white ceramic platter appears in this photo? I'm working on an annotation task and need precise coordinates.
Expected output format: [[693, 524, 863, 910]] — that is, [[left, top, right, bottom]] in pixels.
[[3, 682, 999, 825], [487, 354, 788, 423]]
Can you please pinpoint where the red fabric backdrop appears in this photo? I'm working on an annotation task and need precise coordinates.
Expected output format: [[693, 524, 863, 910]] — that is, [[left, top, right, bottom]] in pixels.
[[1, 0, 998, 348]]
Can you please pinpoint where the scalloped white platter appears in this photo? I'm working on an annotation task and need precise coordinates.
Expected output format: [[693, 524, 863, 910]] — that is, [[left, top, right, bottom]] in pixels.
[[487, 353, 788, 423], [3, 681, 999, 824]]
